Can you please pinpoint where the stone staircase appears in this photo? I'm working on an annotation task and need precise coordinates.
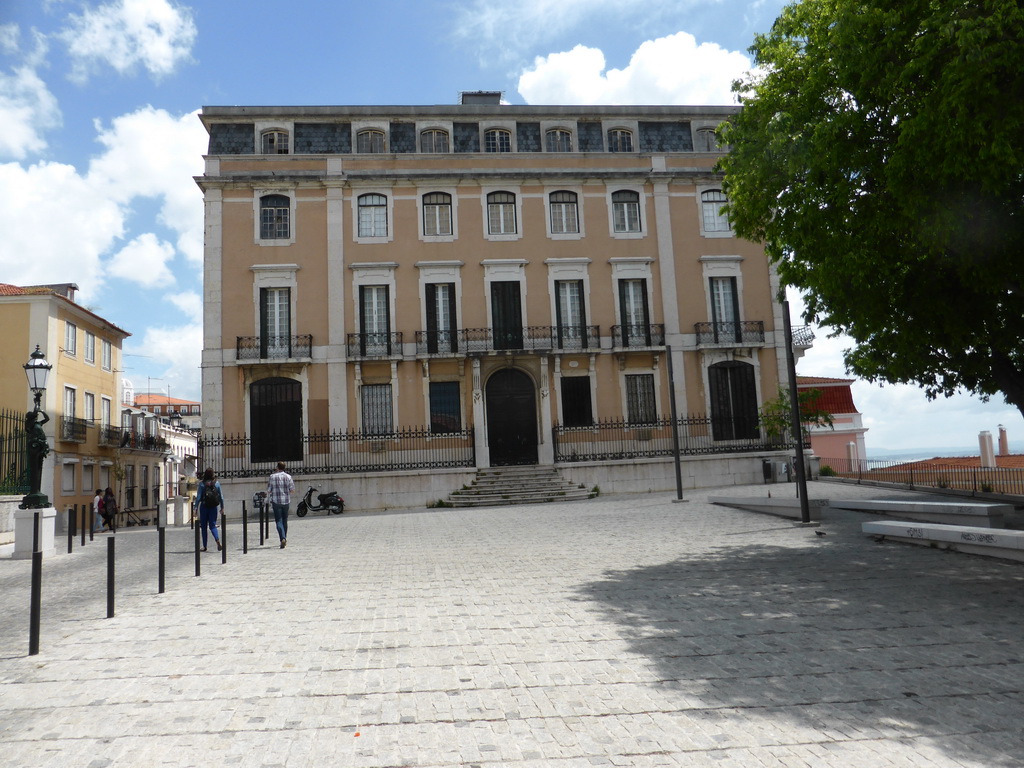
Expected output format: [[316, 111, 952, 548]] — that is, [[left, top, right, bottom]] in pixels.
[[447, 466, 597, 508]]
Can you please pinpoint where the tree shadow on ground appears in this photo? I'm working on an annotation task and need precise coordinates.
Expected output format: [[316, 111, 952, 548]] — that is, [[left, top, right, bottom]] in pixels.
[[578, 532, 1024, 765]]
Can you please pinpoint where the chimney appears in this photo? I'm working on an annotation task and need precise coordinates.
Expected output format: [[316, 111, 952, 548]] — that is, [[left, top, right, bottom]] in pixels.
[[998, 424, 1009, 456], [460, 90, 503, 105], [979, 431, 995, 468]]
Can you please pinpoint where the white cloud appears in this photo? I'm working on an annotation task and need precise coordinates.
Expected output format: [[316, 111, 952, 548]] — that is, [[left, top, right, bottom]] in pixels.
[[127, 321, 202, 400], [0, 23, 20, 54], [167, 291, 202, 323], [89, 106, 206, 263], [107, 233, 176, 286], [0, 65, 62, 159], [518, 34, 749, 106], [0, 160, 123, 291], [59, 0, 197, 82]]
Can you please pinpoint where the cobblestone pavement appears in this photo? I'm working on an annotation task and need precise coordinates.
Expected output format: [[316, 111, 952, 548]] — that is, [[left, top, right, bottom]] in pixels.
[[1, 481, 1023, 768]]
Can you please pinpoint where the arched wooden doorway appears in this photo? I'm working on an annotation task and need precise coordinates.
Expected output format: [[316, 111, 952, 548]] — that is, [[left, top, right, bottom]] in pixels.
[[485, 368, 538, 466]]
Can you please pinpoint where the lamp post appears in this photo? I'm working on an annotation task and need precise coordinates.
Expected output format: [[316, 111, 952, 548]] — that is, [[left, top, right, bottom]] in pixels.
[[21, 345, 53, 510]]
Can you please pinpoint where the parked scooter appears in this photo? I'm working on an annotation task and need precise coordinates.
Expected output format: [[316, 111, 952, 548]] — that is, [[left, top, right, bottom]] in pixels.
[[295, 486, 344, 517]]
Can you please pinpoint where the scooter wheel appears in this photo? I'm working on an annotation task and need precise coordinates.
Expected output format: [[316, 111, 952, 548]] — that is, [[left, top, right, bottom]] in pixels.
[[296, 502, 308, 518]]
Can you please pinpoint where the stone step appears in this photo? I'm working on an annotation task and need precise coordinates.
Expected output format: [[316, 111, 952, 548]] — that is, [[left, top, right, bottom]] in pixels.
[[445, 466, 595, 508], [450, 490, 596, 507]]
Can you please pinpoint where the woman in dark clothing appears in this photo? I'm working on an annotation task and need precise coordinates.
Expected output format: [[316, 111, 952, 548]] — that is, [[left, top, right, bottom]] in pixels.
[[194, 468, 223, 551]]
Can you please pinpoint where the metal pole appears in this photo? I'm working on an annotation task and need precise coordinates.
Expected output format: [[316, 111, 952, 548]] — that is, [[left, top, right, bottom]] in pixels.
[[259, 500, 264, 546], [665, 345, 685, 502], [242, 501, 248, 554], [106, 536, 115, 618], [782, 300, 811, 523], [81, 505, 86, 547], [88, 503, 93, 541], [67, 506, 74, 554], [158, 525, 166, 594], [194, 510, 201, 577], [29, 510, 42, 656], [221, 510, 227, 564]]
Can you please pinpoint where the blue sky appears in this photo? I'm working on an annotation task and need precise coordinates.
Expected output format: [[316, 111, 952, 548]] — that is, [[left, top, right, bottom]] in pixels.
[[1, 0, 1019, 454]]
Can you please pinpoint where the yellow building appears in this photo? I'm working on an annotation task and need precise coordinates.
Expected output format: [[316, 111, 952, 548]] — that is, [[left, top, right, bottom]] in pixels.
[[0, 283, 168, 530], [196, 94, 809, 507]]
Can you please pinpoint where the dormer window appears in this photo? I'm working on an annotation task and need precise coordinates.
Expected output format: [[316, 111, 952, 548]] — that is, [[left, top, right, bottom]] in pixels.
[[607, 129, 634, 153], [484, 129, 512, 153], [420, 129, 450, 153], [261, 130, 289, 154], [357, 129, 386, 153], [545, 129, 572, 153]]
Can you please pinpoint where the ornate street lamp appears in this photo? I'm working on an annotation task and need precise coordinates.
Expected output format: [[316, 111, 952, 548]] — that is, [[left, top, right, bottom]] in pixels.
[[21, 345, 53, 510], [169, 410, 183, 428]]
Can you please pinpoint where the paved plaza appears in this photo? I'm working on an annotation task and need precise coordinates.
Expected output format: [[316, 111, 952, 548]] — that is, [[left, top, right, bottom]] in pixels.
[[1, 481, 1023, 767]]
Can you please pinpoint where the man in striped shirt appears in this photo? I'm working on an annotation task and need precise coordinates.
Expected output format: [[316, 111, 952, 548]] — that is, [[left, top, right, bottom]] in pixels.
[[267, 462, 295, 549]]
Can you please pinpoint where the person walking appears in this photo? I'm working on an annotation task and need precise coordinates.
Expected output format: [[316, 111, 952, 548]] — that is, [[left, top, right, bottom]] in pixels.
[[267, 461, 295, 549], [92, 488, 104, 533], [102, 487, 118, 532], [195, 468, 223, 552]]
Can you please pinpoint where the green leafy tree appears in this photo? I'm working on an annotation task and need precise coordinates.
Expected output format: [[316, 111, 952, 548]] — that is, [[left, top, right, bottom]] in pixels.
[[759, 388, 834, 440], [719, 1, 1024, 417]]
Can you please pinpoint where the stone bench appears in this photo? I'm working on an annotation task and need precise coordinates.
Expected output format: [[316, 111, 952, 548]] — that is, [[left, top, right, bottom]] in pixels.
[[709, 496, 827, 521], [862, 520, 1024, 562], [831, 499, 1010, 528]]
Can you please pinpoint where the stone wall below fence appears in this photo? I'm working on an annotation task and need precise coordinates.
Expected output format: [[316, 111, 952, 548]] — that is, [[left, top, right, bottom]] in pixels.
[[1, 495, 21, 545], [215, 451, 807, 514]]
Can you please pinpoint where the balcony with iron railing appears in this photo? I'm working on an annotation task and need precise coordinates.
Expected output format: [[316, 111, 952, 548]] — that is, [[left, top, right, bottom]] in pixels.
[[415, 326, 601, 357], [610, 324, 665, 350], [236, 334, 312, 362], [120, 430, 170, 453], [346, 332, 404, 360], [694, 320, 765, 347], [98, 424, 122, 447], [60, 416, 89, 442]]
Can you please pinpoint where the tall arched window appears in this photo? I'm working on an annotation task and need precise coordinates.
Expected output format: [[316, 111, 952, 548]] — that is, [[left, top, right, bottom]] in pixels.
[[250, 377, 303, 462], [260, 194, 290, 239], [487, 191, 516, 234], [357, 193, 388, 237], [701, 190, 731, 232], [549, 190, 578, 234], [611, 190, 640, 233], [423, 192, 452, 236]]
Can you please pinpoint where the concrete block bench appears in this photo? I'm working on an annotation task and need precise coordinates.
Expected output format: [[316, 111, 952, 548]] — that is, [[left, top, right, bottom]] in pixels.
[[709, 496, 827, 521], [831, 499, 1010, 528], [862, 520, 1024, 562]]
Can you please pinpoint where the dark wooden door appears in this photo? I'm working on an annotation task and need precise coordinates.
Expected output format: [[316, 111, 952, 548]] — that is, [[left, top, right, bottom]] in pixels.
[[486, 369, 538, 465]]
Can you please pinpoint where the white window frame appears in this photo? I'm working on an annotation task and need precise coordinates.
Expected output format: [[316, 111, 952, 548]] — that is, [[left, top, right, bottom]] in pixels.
[[84, 331, 96, 364], [607, 186, 647, 239], [418, 189, 458, 241], [251, 264, 300, 351], [417, 260, 464, 354], [482, 260, 528, 340], [697, 185, 733, 237], [603, 120, 639, 153], [350, 262, 398, 340], [61, 461, 77, 495], [260, 129, 290, 155], [417, 124, 453, 153], [546, 258, 592, 347], [481, 187, 523, 242], [699, 255, 745, 326], [84, 391, 95, 423], [352, 190, 394, 243], [102, 339, 112, 371], [622, 371, 660, 424], [101, 396, 111, 428], [480, 121, 517, 153], [352, 121, 389, 154], [253, 121, 294, 154], [546, 187, 584, 240], [253, 189, 296, 246], [544, 128, 573, 153], [356, 128, 387, 154], [64, 321, 77, 356]]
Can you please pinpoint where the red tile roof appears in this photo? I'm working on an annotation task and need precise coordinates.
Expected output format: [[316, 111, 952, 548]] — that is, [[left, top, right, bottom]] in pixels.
[[797, 378, 859, 414], [0, 283, 26, 295]]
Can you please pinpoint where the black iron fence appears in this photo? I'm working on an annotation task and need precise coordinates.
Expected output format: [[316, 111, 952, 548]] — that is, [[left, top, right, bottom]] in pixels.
[[199, 426, 476, 479], [0, 407, 28, 494], [819, 456, 1024, 496], [415, 325, 602, 356], [553, 415, 804, 463]]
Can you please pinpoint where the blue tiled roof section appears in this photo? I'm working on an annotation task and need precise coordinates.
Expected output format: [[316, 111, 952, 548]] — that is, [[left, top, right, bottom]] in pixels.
[[516, 123, 540, 152], [577, 122, 604, 152], [453, 123, 480, 153], [639, 121, 693, 152], [294, 122, 351, 154], [390, 122, 416, 153], [209, 123, 254, 155]]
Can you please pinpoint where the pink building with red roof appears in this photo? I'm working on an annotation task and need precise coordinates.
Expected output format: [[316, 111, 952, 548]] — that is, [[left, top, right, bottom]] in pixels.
[[796, 376, 868, 465]]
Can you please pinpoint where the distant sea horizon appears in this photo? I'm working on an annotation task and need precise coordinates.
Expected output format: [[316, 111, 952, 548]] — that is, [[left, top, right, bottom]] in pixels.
[[864, 441, 1024, 463]]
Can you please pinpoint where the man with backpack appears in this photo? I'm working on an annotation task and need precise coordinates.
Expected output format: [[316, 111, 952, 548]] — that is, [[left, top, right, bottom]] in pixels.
[[194, 468, 223, 551]]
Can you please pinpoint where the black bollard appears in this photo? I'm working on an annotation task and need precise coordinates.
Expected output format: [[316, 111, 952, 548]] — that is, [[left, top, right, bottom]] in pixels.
[[81, 504, 86, 547], [194, 513, 201, 577], [158, 525, 166, 594], [67, 506, 74, 554], [88, 502, 93, 541], [106, 536, 115, 618], [28, 510, 42, 656], [259, 501, 265, 546], [221, 510, 227, 564], [242, 501, 248, 554]]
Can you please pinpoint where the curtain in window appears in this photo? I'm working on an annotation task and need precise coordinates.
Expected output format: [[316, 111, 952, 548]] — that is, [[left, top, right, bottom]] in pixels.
[[555, 280, 587, 349], [618, 279, 650, 347], [710, 277, 741, 342], [260, 287, 291, 358], [359, 285, 391, 356], [626, 374, 656, 424], [425, 283, 457, 353]]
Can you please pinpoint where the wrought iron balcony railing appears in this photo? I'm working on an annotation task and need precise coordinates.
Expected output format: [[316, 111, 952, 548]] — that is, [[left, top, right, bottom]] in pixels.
[[694, 321, 765, 347], [120, 431, 170, 452], [792, 325, 815, 348], [347, 332, 403, 359], [99, 425, 122, 447], [416, 326, 601, 356], [611, 324, 665, 349], [237, 334, 312, 361], [60, 416, 89, 442]]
